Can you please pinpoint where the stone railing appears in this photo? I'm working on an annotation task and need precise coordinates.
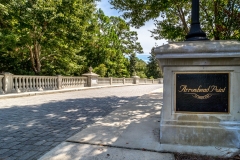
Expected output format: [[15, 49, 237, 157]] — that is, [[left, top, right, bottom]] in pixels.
[[61, 76, 86, 89], [98, 77, 112, 86], [12, 75, 58, 93], [0, 72, 162, 95]]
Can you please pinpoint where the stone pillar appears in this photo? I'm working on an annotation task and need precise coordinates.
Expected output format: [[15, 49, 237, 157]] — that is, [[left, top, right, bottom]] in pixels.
[[158, 78, 163, 84], [82, 67, 99, 87], [154, 40, 240, 157], [132, 76, 140, 84], [123, 77, 125, 84], [110, 77, 113, 85], [2, 72, 13, 94], [57, 75, 62, 89]]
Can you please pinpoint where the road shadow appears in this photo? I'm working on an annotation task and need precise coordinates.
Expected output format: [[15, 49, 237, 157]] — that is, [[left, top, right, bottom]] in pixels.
[[0, 95, 137, 160]]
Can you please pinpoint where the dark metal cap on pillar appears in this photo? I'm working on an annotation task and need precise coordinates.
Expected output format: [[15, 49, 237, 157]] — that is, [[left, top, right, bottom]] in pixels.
[[185, 0, 209, 41]]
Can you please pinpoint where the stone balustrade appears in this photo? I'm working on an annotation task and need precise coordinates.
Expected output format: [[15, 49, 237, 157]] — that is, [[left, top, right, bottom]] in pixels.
[[12, 75, 58, 93], [0, 72, 162, 95], [112, 78, 125, 84], [61, 76, 86, 89], [125, 78, 134, 84], [98, 77, 112, 86]]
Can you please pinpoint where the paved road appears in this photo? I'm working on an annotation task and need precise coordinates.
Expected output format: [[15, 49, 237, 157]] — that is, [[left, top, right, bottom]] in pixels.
[[0, 84, 162, 160]]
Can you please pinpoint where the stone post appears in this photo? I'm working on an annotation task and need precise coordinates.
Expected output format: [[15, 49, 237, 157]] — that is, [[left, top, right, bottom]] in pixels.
[[2, 72, 13, 94], [123, 77, 125, 84], [132, 76, 140, 84], [158, 78, 163, 84], [110, 77, 113, 85], [82, 67, 99, 87], [57, 75, 62, 89]]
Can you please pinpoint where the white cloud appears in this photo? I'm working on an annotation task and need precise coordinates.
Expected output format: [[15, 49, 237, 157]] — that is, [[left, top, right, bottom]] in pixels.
[[131, 20, 167, 55]]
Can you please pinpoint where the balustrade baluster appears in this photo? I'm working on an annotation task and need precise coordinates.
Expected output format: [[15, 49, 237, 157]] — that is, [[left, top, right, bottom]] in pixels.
[[64, 78, 66, 88], [46, 78, 48, 89], [37, 78, 40, 90], [51, 78, 53, 89], [33, 78, 37, 90], [54, 78, 58, 89], [49, 78, 51, 89], [15, 77, 20, 92], [60, 78, 63, 88], [39, 78, 42, 90], [41, 78, 44, 89], [47, 78, 50, 89], [0, 77, 4, 94], [26, 77, 30, 91], [52, 78, 54, 89], [18, 77, 22, 92], [22, 77, 26, 92], [29, 77, 32, 91], [67, 78, 69, 87], [52, 78, 55, 89], [25, 77, 28, 91], [35, 77, 38, 90]]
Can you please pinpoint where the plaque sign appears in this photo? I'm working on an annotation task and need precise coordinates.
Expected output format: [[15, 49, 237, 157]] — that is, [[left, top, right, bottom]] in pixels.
[[176, 73, 229, 113]]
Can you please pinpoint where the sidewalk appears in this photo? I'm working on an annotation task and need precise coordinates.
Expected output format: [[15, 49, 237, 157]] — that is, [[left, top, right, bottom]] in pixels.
[[38, 88, 175, 160]]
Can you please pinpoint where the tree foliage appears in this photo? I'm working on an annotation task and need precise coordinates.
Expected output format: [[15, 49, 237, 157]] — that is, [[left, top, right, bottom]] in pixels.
[[109, 0, 240, 41], [0, 0, 97, 75], [146, 49, 163, 79], [0, 1, 148, 78]]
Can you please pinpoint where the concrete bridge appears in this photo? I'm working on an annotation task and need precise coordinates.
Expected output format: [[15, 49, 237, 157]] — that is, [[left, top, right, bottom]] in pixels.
[[0, 84, 166, 160]]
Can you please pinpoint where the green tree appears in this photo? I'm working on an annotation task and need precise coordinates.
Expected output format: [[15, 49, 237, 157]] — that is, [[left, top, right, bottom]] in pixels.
[[135, 58, 147, 78], [0, 0, 97, 75], [129, 53, 137, 76], [0, 2, 143, 77], [146, 49, 162, 79], [109, 0, 240, 41], [81, 9, 143, 77]]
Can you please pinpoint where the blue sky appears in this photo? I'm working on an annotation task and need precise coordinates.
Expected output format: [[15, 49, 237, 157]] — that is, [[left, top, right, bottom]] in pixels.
[[97, 1, 167, 62]]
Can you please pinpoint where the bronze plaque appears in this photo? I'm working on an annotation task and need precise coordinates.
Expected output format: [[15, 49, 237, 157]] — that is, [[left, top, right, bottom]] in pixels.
[[176, 73, 229, 113]]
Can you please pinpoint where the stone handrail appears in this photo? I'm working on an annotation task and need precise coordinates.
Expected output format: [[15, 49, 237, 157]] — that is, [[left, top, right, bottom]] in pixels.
[[12, 75, 58, 93], [125, 78, 134, 84], [0, 72, 162, 95], [112, 78, 125, 84], [139, 78, 147, 84], [98, 77, 111, 85], [61, 76, 86, 88]]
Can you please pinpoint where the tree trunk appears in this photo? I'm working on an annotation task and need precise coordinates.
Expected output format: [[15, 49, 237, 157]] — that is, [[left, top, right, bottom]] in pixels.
[[177, 6, 189, 34], [28, 41, 42, 75]]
